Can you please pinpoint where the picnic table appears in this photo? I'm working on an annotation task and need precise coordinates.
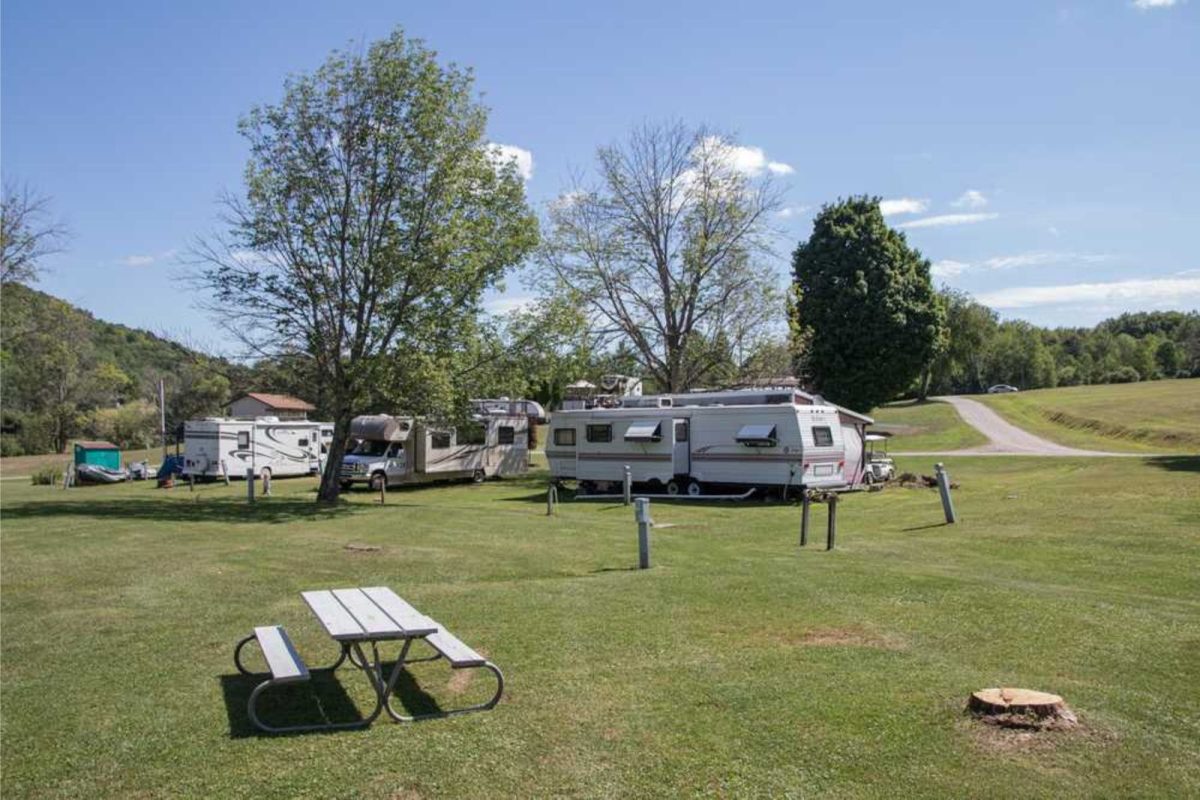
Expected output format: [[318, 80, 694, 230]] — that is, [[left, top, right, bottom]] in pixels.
[[233, 586, 503, 733]]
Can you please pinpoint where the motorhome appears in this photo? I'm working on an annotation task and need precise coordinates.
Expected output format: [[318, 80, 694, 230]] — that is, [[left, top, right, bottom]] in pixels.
[[182, 417, 327, 480], [339, 400, 543, 491], [546, 388, 873, 496]]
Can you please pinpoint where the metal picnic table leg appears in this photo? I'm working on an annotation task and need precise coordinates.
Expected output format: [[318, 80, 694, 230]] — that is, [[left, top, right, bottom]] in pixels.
[[374, 637, 505, 723]]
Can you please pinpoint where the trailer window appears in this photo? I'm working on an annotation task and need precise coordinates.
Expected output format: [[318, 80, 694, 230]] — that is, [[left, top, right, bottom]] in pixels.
[[675, 421, 688, 442], [298, 438, 309, 447], [813, 426, 834, 447], [586, 424, 612, 443], [431, 432, 452, 449], [497, 426, 515, 445], [459, 423, 486, 445], [553, 428, 576, 447], [387, 442, 404, 458], [736, 424, 777, 447], [237, 431, 250, 449]]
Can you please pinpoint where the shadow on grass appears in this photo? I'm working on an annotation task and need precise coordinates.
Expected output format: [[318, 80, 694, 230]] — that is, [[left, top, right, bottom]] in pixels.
[[1145, 455, 1200, 474], [219, 662, 442, 738], [1, 497, 376, 525]]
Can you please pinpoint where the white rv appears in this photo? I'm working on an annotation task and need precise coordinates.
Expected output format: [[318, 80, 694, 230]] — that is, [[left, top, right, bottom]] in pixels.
[[339, 401, 541, 491], [546, 389, 872, 497], [182, 417, 327, 480]]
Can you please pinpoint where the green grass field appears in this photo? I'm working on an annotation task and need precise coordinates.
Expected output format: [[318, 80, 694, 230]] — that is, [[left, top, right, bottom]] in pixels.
[[869, 400, 988, 451], [2, 457, 1198, 798], [976, 379, 1200, 454]]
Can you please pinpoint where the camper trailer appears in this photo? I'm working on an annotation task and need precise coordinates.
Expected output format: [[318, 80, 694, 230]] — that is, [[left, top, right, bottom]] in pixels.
[[182, 417, 327, 480], [562, 374, 644, 410], [546, 388, 872, 496], [339, 401, 540, 491]]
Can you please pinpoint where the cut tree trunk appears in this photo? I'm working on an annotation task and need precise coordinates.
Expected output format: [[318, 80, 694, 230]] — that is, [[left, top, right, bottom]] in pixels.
[[968, 687, 1076, 723]]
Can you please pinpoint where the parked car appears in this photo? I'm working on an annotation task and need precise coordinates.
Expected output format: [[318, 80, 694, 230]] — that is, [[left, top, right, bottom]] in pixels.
[[987, 384, 1020, 394]]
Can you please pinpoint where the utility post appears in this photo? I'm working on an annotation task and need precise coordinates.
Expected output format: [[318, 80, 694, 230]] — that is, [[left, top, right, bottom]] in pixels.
[[635, 497, 652, 569], [935, 462, 957, 524], [623, 465, 632, 506], [246, 466, 255, 503]]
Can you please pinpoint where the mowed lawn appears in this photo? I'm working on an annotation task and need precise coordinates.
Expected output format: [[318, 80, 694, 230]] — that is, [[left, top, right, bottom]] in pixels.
[[2, 457, 1198, 798], [977, 378, 1200, 454], [870, 400, 988, 451]]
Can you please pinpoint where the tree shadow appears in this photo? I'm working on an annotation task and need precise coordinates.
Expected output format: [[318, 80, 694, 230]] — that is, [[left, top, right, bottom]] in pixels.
[[1145, 456, 1200, 474], [1, 497, 373, 525], [219, 660, 443, 738]]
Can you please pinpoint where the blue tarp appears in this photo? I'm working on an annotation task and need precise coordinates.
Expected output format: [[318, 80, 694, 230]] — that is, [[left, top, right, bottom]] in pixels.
[[156, 455, 184, 480]]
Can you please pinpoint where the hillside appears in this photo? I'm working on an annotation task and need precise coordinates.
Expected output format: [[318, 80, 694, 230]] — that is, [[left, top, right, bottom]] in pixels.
[[0, 283, 240, 455], [975, 379, 1200, 454]]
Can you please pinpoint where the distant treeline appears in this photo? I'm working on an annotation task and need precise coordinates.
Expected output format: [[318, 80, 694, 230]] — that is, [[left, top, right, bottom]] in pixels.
[[923, 291, 1200, 396]]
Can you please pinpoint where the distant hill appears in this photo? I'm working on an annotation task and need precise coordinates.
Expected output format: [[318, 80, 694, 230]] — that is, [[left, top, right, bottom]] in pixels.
[[1, 283, 243, 455]]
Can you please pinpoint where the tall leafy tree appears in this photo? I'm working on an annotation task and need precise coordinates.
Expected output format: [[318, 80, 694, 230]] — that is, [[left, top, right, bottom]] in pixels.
[[195, 28, 538, 503], [791, 197, 944, 411], [539, 122, 781, 392]]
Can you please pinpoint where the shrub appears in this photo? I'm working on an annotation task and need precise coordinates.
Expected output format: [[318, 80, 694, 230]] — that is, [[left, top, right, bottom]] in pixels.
[[30, 466, 63, 486], [1100, 366, 1140, 384]]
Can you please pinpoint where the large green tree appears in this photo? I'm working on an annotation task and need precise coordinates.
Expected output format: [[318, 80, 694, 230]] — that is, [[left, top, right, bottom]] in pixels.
[[791, 197, 944, 411], [195, 28, 538, 503]]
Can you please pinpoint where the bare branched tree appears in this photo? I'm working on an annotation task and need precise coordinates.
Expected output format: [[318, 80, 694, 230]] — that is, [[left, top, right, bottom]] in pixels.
[[1, 181, 70, 284], [539, 122, 783, 392], [192, 29, 537, 503]]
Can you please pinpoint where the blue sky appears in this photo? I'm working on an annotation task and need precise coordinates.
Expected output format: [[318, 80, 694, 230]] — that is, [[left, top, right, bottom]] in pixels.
[[3, 0, 1198, 354]]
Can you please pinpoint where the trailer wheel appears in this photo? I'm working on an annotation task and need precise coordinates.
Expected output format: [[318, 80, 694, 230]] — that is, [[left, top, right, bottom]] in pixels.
[[666, 479, 681, 496], [370, 471, 387, 492], [472, 469, 486, 484], [686, 480, 703, 497], [863, 471, 875, 485]]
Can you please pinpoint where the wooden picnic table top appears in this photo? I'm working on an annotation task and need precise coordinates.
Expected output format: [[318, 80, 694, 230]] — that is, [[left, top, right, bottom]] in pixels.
[[301, 587, 440, 642]]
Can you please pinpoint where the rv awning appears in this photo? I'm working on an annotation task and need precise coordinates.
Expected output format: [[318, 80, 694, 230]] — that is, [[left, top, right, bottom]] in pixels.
[[736, 424, 777, 446], [624, 421, 663, 442]]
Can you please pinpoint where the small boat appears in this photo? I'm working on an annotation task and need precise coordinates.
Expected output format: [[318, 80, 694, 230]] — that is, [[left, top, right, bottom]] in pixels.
[[76, 463, 129, 484]]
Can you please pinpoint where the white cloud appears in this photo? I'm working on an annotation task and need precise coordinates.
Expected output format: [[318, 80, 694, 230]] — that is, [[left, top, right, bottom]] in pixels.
[[121, 249, 177, 267], [950, 189, 988, 209], [484, 293, 535, 315], [1132, 0, 1178, 9], [932, 251, 1113, 278], [898, 212, 999, 229], [879, 197, 929, 216], [931, 259, 970, 278], [776, 205, 811, 219], [976, 276, 1200, 309], [698, 136, 794, 178], [486, 143, 534, 181]]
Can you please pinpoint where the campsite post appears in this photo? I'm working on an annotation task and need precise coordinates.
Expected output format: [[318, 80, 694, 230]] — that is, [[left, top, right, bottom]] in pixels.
[[635, 497, 651, 569], [800, 492, 811, 546], [935, 463, 957, 524], [246, 466, 255, 503], [623, 465, 632, 506], [826, 493, 838, 550], [546, 482, 558, 516]]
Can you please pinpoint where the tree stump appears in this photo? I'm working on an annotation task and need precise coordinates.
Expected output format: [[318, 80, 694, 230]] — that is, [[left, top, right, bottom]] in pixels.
[[968, 687, 1077, 727]]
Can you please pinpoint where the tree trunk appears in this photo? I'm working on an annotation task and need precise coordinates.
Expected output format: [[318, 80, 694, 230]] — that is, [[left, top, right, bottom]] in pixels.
[[317, 412, 353, 504]]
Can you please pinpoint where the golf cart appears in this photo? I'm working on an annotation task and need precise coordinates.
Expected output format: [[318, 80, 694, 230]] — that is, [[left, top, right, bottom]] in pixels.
[[863, 432, 896, 485]]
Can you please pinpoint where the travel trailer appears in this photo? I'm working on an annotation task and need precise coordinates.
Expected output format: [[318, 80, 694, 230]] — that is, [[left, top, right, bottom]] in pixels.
[[182, 417, 327, 480], [339, 400, 540, 491], [546, 388, 874, 497], [562, 374, 644, 410]]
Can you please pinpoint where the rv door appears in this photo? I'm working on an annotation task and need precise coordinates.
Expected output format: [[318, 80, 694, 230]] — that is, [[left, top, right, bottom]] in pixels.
[[672, 419, 690, 476]]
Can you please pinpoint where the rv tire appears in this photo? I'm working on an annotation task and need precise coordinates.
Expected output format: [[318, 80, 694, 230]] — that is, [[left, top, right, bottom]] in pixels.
[[472, 469, 486, 484], [685, 480, 703, 497], [665, 479, 681, 496]]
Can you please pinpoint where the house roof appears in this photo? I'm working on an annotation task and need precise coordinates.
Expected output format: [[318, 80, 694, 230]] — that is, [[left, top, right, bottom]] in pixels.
[[74, 440, 119, 450], [240, 393, 316, 411]]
